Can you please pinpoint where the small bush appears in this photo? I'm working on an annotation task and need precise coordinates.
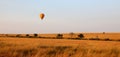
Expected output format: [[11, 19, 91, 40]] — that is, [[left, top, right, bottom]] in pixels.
[[82, 38, 88, 40], [78, 34, 84, 39], [29, 36, 33, 38], [116, 39, 120, 41], [104, 38, 110, 41], [103, 32, 105, 34], [102, 38, 111, 41], [69, 32, 74, 38], [34, 33, 38, 37], [89, 38, 100, 40], [16, 34, 20, 37], [26, 34, 29, 37], [56, 34, 63, 39]]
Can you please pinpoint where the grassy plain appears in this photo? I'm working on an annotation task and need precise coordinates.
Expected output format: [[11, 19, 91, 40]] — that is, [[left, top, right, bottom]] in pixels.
[[1, 33, 120, 40], [0, 36, 120, 57]]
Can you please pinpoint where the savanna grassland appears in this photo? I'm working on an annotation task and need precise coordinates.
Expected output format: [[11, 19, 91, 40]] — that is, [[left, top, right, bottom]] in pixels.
[[1, 33, 120, 39], [0, 33, 120, 57]]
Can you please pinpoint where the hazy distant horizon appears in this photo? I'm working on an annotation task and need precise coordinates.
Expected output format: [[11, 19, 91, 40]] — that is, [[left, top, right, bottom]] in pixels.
[[0, 0, 120, 34]]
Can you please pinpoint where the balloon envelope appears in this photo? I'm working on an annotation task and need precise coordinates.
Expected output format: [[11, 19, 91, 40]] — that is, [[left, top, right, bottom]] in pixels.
[[40, 13, 45, 20]]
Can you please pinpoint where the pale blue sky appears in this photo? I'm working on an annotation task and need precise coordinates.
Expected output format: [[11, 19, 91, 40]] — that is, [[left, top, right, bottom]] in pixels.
[[0, 0, 120, 33]]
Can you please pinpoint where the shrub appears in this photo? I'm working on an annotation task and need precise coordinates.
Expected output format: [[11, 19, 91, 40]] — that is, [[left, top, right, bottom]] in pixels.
[[103, 32, 105, 34], [26, 34, 29, 37], [117, 39, 120, 41], [89, 38, 100, 40], [56, 34, 63, 39], [69, 32, 74, 38], [78, 34, 84, 39], [16, 34, 20, 37], [82, 38, 88, 40], [103, 38, 110, 41], [34, 33, 38, 37]]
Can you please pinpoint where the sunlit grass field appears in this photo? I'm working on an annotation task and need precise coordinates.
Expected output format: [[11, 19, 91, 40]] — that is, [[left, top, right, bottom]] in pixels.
[[0, 33, 120, 57], [0, 38, 120, 57], [1, 33, 120, 40]]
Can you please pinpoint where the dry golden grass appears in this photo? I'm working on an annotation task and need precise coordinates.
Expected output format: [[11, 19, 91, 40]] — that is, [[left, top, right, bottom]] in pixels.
[[1, 33, 120, 40], [62, 33, 120, 40], [0, 37, 120, 57]]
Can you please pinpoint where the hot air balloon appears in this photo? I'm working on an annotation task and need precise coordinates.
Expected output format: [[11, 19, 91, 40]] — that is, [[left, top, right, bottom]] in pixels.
[[40, 13, 45, 20]]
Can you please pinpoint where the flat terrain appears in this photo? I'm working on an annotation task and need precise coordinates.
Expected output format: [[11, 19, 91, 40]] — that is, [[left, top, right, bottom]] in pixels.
[[1, 33, 120, 40], [0, 37, 120, 57]]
